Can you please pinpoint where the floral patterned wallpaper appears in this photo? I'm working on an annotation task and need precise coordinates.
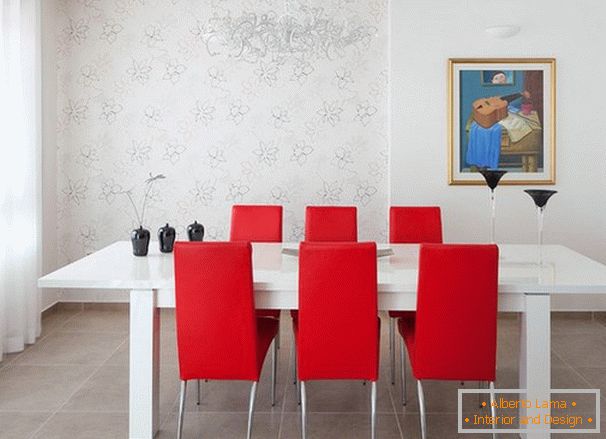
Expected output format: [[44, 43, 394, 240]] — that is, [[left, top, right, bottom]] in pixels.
[[55, 0, 388, 263]]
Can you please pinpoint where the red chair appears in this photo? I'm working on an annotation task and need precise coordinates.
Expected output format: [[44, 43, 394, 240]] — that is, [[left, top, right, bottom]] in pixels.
[[230, 204, 283, 321], [230, 204, 283, 242], [295, 242, 379, 439], [304, 206, 358, 242], [397, 244, 498, 439], [174, 242, 279, 439], [388, 207, 442, 388]]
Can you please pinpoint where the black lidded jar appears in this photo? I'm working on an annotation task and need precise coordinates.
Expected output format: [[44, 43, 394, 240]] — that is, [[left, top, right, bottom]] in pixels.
[[158, 223, 176, 253], [187, 221, 205, 242], [131, 226, 151, 256]]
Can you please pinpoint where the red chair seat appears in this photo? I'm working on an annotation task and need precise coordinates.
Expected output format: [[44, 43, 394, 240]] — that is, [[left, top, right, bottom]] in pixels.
[[256, 317, 280, 371], [258, 310, 281, 319], [388, 310, 415, 319]]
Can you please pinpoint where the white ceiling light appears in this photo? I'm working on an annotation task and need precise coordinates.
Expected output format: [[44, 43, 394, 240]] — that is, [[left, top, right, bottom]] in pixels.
[[485, 25, 521, 39]]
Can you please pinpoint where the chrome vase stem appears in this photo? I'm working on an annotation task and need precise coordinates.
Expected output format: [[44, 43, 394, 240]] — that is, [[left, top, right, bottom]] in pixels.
[[489, 189, 497, 244]]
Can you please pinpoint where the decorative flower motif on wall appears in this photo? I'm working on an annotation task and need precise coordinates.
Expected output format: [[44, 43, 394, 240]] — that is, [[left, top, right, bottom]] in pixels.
[[98, 178, 123, 204], [190, 180, 216, 205], [271, 186, 290, 203], [127, 59, 153, 85], [206, 147, 226, 168], [191, 100, 216, 125], [127, 140, 152, 165], [226, 180, 250, 202], [353, 181, 378, 206], [290, 142, 314, 165], [271, 106, 290, 128], [318, 180, 343, 204], [334, 67, 354, 89], [354, 101, 378, 126], [77, 145, 100, 169], [291, 59, 314, 83], [253, 141, 279, 166], [63, 18, 89, 45], [207, 66, 226, 89], [227, 100, 250, 125], [142, 105, 162, 127], [63, 99, 89, 125], [332, 146, 354, 170], [63, 178, 88, 205], [163, 59, 187, 84], [163, 142, 187, 164], [79, 64, 100, 87], [100, 99, 123, 124], [255, 61, 280, 86], [142, 24, 164, 47], [100, 21, 123, 44], [317, 101, 343, 126]]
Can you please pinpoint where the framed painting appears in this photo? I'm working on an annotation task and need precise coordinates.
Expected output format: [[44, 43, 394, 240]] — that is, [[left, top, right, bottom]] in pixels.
[[448, 58, 556, 185]]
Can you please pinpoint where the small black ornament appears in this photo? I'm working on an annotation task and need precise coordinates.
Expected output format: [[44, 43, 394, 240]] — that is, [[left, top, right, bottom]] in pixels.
[[131, 226, 151, 256], [158, 223, 176, 253], [187, 221, 205, 242]]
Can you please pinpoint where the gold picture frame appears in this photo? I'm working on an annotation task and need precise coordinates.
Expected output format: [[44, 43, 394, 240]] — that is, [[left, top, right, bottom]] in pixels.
[[448, 58, 556, 185]]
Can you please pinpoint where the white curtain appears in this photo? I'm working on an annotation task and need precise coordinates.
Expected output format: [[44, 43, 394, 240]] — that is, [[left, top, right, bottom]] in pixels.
[[0, 0, 42, 359]]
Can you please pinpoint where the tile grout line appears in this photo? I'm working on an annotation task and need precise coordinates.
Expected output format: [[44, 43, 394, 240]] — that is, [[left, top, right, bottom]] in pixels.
[[25, 335, 128, 439], [276, 332, 294, 439]]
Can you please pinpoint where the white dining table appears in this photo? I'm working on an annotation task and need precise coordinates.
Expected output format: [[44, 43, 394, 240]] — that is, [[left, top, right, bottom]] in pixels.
[[38, 241, 606, 439]]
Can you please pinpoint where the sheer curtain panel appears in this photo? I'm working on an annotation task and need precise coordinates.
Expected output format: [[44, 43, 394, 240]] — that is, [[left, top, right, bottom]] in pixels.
[[0, 0, 42, 359]]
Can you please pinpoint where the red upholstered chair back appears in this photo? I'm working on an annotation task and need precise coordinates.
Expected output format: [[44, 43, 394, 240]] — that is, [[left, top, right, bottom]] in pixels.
[[389, 206, 443, 244], [174, 242, 259, 381], [297, 242, 378, 381], [230, 205, 283, 242], [304, 206, 357, 242], [413, 244, 499, 381]]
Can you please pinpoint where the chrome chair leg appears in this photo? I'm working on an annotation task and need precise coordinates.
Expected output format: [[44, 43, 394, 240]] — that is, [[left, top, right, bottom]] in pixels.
[[490, 381, 497, 439], [400, 336, 407, 405], [246, 381, 258, 439], [271, 338, 277, 406], [300, 381, 307, 439], [417, 380, 427, 439], [293, 348, 297, 385], [177, 380, 187, 439], [371, 381, 377, 439], [196, 380, 200, 405], [296, 378, 301, 405], [389, 317, 395, 385]]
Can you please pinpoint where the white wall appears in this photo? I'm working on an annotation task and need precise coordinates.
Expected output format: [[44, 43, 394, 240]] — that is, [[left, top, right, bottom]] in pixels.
[[390, 0, 606, 265]]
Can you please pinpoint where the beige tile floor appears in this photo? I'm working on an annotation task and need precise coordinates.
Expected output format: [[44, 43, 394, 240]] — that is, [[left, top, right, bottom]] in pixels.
[[0, 305, 605, 439]]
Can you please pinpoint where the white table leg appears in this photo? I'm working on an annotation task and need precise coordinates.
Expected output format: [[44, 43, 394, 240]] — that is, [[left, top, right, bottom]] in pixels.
[[519, 293, 550, 439], [129, 289, 160, 439]]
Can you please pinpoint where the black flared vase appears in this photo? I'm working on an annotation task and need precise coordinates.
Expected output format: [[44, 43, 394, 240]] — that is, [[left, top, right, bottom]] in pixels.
[[524, 190, 558, 209], [479, 168, 508, 190], [158, 223, 176, 253], [187, 221, 205, 242], [131, 226, 151, 256]]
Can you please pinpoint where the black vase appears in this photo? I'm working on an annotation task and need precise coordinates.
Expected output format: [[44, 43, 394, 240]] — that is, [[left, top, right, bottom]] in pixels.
[[158, 223, 176, 253], [524, 189, 558, 209], [187, 221, 205, 242], [131, 226, 151, 256], [478, 168, 508, 190]]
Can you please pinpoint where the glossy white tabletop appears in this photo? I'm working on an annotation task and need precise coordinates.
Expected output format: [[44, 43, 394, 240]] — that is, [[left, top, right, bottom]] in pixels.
[[38, 241, 606, 295]]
